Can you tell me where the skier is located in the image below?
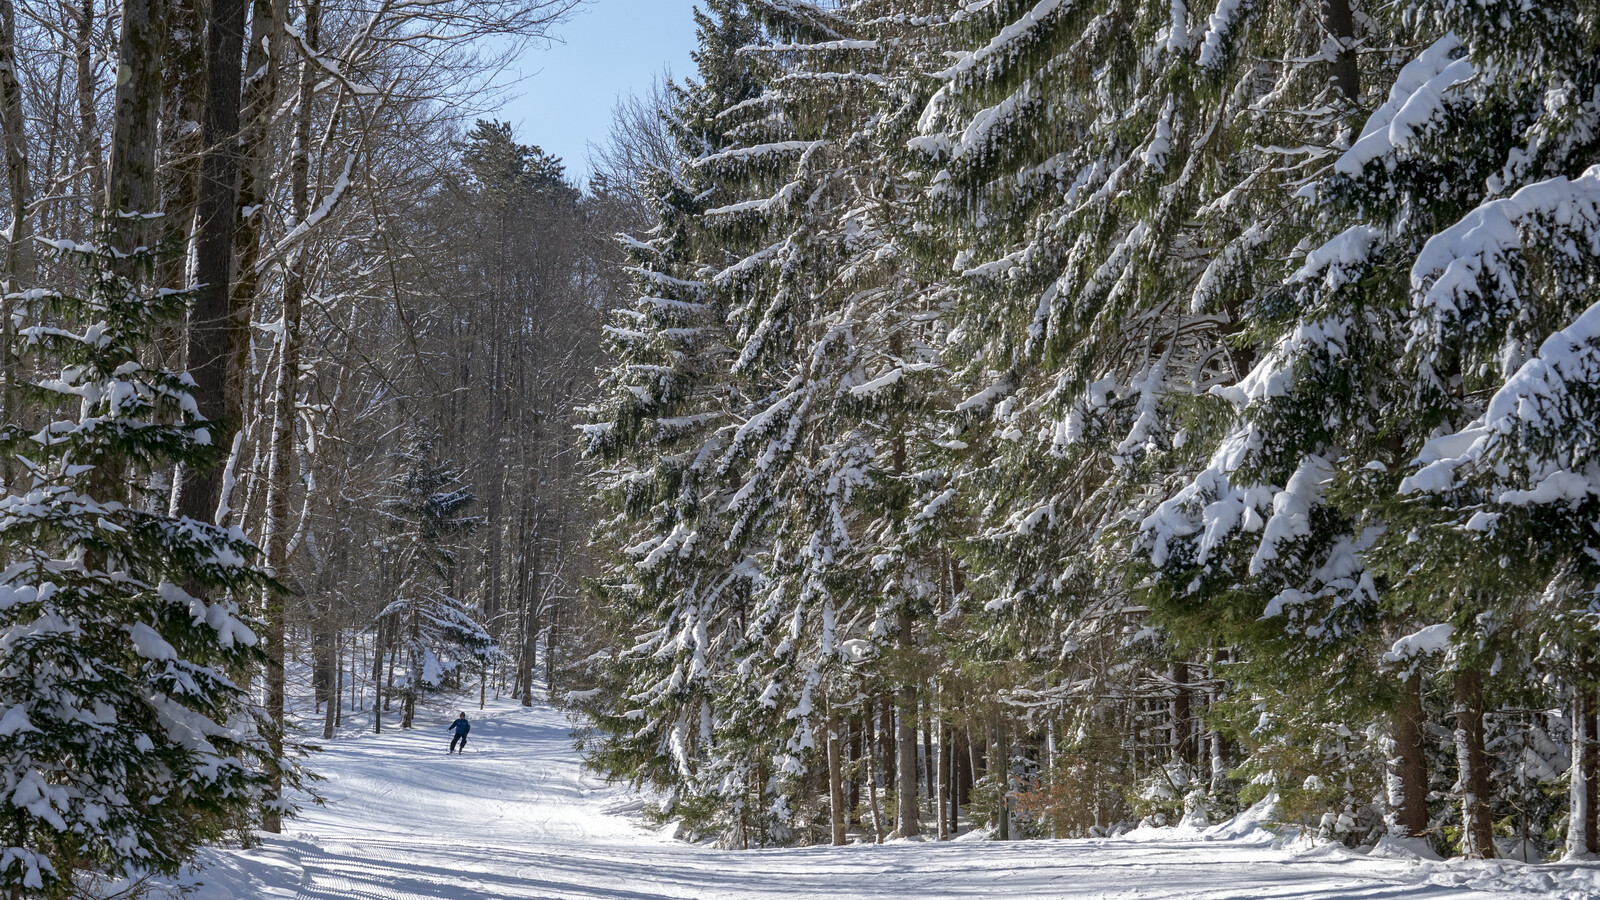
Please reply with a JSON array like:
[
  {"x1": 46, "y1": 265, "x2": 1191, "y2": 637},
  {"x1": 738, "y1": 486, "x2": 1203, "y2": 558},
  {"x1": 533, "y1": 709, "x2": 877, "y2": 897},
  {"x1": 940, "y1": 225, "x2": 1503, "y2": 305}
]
[{"x1": 447, "y1": 712, "x2": 470, "y2": 754}]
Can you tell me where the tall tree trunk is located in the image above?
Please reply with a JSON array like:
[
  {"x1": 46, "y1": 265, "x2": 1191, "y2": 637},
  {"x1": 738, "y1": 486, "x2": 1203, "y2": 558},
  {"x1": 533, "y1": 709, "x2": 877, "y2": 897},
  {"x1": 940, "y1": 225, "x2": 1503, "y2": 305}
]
[
  {"x1": 520, "y1": 542, "x2": 541, "y2": 707},
  {"x1": 848, "y1": 715, "x2": 861, "y2": 822},
  {"x1": 1172, "y1": 660, "x2": 1196, "y2": 766},
  {"x1": 880, "y1": 697, "x2": 896, "y2": 832},
  {"x1": 1322, "y1": 0, "x2": 1359, "y2": 103},
  {"x1": 1567, "y1": 685, "x2": 1592, "y2": 859},
  {"x1": 75, "y1": 0, "x2": 104, "y2": 210},
  {"x1": 105, "y1": 0, "x2": 163, "y2": 253},
  {"x1": 311, "y1": 622, "x2": 332, "y2": 706},
  {"x1": 1453, "y1": 667, "x2": 1495, "y2": 858},
  {"x1": 935, "y1": 716, "x2": 948, "y2": 840},
  {"x1": 156, "y1": 0, "x2": 204, "y2": 292},
  {"x1": 321, "y1": 630, "x2": 338, "y2": 740},
  {"x1": 229, "y1": 0, "x2": 283, "y2": 437},
  {"x1": 371, "y1": 617, "x2": 386, "y2": 733},
  {"x1": 0, "y1": 0, "x2": 30, "y2": 466},
  {"x1": 828, "y1": 707, "x2": 846, "y2": 846},
  {"x1": 176, "y1": 0, "x2": 247, "y2": 525},
  {"x1": 335, "y1": 631, "x2": 344, "y2": 728},
  {"x1": 1390, "y1": 672, "x2": 1430, "y2": 838},
  {"x1": 257, "y1": 2, "x2": 314, "y2": 831},
  {"x1": 896, "y1": 613, "x2": 920, "y2": 837},
  {"x1": 1588, "y1": 694, "x2": 1598, "y2": 851}
]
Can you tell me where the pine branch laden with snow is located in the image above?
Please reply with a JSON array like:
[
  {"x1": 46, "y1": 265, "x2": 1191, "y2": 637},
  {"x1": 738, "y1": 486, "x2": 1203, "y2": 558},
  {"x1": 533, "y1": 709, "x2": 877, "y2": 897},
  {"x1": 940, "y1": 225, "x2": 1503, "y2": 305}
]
[{"x1": 0, "y1": 239, "x2": 275, "y2": 893}]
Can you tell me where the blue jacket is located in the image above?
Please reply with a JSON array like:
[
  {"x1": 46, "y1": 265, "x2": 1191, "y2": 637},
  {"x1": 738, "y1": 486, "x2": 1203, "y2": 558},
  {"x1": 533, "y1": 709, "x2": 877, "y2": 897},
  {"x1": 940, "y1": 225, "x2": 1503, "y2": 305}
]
[{"x1": 449, "y1": 718, "x2": 470, "y2": 736}]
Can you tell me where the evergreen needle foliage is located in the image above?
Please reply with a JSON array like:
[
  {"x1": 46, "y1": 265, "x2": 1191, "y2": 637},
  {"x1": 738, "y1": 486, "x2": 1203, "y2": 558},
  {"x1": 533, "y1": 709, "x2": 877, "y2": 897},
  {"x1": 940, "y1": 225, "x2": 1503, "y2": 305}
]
[{"x1": 0, "y1": 238, "x2": 274, "y2": 896}]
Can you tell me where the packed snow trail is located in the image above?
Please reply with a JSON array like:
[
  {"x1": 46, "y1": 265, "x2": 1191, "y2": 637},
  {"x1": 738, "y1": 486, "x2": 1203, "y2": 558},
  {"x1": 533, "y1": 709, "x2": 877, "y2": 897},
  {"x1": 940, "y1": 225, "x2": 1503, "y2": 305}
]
[{"x1": 174, "y1": 697, "x2": 1596, "y2": 900}]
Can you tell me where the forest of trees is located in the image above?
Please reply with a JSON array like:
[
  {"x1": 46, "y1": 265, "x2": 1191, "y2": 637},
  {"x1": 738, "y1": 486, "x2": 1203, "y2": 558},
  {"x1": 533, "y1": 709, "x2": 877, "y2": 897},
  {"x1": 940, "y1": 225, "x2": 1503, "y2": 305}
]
[
  {"x1": 577, "y1": 0, "x2": 1600, "y2": 866},
  {"x1": 5, "y1": 0, "x2": 1600, "y2": 893},
  {"x1": 0, "y1": 0, "x2": 630, "y2": 894}
]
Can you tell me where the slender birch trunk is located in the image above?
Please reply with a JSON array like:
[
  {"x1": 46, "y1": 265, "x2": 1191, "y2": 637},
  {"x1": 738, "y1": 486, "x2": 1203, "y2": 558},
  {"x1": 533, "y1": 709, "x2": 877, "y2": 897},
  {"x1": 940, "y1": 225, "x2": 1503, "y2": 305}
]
[{"x1": 1568, "y1": 686, "x2": 1591, "y2": 859}]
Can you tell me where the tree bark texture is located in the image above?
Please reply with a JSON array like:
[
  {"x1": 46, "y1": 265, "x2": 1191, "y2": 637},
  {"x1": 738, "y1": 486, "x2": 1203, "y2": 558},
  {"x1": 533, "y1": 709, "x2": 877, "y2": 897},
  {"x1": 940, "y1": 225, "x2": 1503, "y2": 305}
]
[
  {"x1": 1568, "y1": 687, "x2": 1592, "y2": 859},
  {"x1": 896, "y1": 613, "x2": 920, "y2": 837},
  {"x1": 0, "y1": 0, "x2": 29, "y2": 457},
  {"x1": 1322, "y1": 0, "x2": 1360, "y2": 103},
  {"x1": 177, "y1": 0, "x2": 247, "y2": 527},
  {"x1": 106, "y1": 0, "x2": 164, "y2": 253},
  {"x1": 1453, "y1": 668, "x2": 1495, "y2": 858},
  {"x1": 828, "y1": 708, "x2": 846, "y2": 845},
  {"x1": 1390, "y1": 673, "x2": 1430, "y2": 838}
]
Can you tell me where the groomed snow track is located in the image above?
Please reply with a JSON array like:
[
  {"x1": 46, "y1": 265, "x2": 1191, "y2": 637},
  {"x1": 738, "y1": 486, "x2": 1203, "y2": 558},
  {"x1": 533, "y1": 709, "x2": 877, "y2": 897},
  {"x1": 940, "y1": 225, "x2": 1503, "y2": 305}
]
[{"x1": 167, "y1": 697, "x2": 1599, "y2": 900}]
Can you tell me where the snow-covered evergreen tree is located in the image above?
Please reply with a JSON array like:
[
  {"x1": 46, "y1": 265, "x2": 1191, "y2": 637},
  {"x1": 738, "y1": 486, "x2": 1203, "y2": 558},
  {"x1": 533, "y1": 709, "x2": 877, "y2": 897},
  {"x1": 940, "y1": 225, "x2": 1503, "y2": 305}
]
[
  {"x1": 581, "y1": 0, "x2": 779, "y2": 842},
  {"x1": 909, "y1": 0, "x2": 1369, "y2": 828},
  {"x1": 379, "y1": 435, "x2": 493, "y2": 728},
  {"x1": 577, "y1": 0, "x2": 1600, "y2": 859},
  {"x1": 712, "y1": 0, "x2": 958, "y2": 842},
  {"x1": 1140, "y1": 0, "x2": 1600, "y2": 858},
  {"x1": 0, "y1": 239, "x2": 272, "y2": 894}
]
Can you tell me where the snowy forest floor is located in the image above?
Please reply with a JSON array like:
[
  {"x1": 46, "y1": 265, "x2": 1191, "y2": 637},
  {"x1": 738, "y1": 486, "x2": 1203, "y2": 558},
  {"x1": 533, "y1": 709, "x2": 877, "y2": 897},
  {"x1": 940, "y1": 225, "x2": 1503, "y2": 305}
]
[{"x1": 144, "y1": 692, "x2": 1600, "y2": 900}]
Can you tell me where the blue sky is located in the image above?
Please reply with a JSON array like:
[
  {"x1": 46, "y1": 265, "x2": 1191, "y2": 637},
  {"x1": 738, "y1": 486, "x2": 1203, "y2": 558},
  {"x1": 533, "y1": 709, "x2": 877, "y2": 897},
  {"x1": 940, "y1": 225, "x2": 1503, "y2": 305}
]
[{"x1": 501, "y1": 0, "x2": 702, "y2": 184}]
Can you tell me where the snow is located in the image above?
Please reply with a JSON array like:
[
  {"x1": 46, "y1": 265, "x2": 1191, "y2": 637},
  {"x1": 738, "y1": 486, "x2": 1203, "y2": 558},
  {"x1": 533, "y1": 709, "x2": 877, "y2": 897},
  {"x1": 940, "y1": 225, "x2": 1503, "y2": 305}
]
[
  {"x1": 1401, "y1": 289, "x2": 1600, "y2": 503},
  {"x1": 1383, "y1": 623, "x2": 1455, "y2": 663},
  {"x1": 144, "y1": 694, "x2": 1600, "y2": 900},
  {"x1": 1249, "y1": 454, "x2": 1332, "y2": 575},
  {"x1": 941, "y1": 0, "x2": 1071, "y2": 82},
  {"x1": 1336, "y1": 34, "x2": 1471, "y2": 176},
  {"x1": 1196, "y1": 0, "x2": 1247, "y2": 70}
]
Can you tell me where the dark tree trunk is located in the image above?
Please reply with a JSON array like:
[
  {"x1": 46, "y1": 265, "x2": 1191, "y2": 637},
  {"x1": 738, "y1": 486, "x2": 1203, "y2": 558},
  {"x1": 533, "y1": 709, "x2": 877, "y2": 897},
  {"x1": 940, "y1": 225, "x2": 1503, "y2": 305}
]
[
  {"x1": 1322, "y1": 0, "x2": 1360, "y2": 103},
  {"x1": 0, "y1": 0, "x2": 30, "y2": 459},
  {"x1": 321, "y1": 631, "x2": 338, "y2": 740},
  {"x1": 1172, "y1": 660, "x2": 1196, "y2": 766},
  {"x1": 156, "y1": 0, "x2": 204, "y2": 292},
  {"x1": 1391, "y1": 673, "x2": 1430, "y2": 838},
  {"x1": 257, "y1": 2, "x2": 313, "y2": 831},
  {"x1": 75, "y1": 0, "x2": 104, "y2": 209},
  {"x1": 848, "y1": 714, "x2": 861, "y2": 821},
  {"x1": 227, "y1": 0, "x2": 283, "y2": 454},
  {"x1": 106, "y1": 0, "x2": 164, "y2": 253},
  {"x1": 176, "y1": 0, "x2": 247, "y2": 526},
  {"x1": 311, "y1": 624, "x2": 333, "y2": 707},
  {"x1": 520, "y1": 553, "x2": 541, "y2": 707},
  {"x1": 880, "y1": 698, "x2": 896, "y2": 832},
  {"x1": 828, "y1": 707, "x2": 845, "y2": 845},
  {"x1": 371, "y1": 617, "x2": 386, "y2": 733}
]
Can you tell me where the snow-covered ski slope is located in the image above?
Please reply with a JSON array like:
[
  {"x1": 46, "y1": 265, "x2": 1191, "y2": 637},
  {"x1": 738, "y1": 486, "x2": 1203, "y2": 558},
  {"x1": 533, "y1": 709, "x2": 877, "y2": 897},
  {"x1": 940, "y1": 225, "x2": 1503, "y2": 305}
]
[{"x1": 166, "y1": 697, "x2": 1598, "y2": 900}]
